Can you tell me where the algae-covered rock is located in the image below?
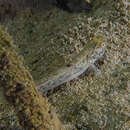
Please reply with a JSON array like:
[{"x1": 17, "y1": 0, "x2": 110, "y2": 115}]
[{"x1": 0, "y1": 25, "x2": 64, "y2": 130}]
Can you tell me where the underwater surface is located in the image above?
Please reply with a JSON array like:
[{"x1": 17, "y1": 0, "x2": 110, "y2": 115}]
[{"x1": 0, "y1": 0, "x2": 129, "y2": 129}]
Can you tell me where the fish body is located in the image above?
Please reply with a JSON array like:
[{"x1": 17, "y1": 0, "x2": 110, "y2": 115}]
[{"x1": 37, "y1": 38, "x2": 106, "y2": 94}]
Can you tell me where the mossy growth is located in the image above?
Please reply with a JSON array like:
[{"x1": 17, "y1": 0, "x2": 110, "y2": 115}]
[{"x1": 0, "y1": 25, "x2": 63, "y2": 130}]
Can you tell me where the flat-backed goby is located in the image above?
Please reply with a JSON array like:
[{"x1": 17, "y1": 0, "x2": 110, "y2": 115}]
[{"x1": 37, "y1": 37, "x2": 106, "y2": 94}]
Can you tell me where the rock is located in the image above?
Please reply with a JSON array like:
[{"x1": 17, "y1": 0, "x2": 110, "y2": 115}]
[{"x1": 55, "y1": 0, "x2": 92, "y2": 12}]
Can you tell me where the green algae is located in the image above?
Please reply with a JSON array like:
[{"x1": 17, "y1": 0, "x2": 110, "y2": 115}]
[
  {"x1": 0, "y1": 26, "x2": 64, "y2": 130},
  {"x1": 0, "y1": 25, "x2": 23, "y2": 130}
]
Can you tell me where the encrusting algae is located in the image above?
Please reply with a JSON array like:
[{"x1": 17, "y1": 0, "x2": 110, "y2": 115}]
[{"x1": 0, "y1": 25, "x2": 64, "y2": 130}]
